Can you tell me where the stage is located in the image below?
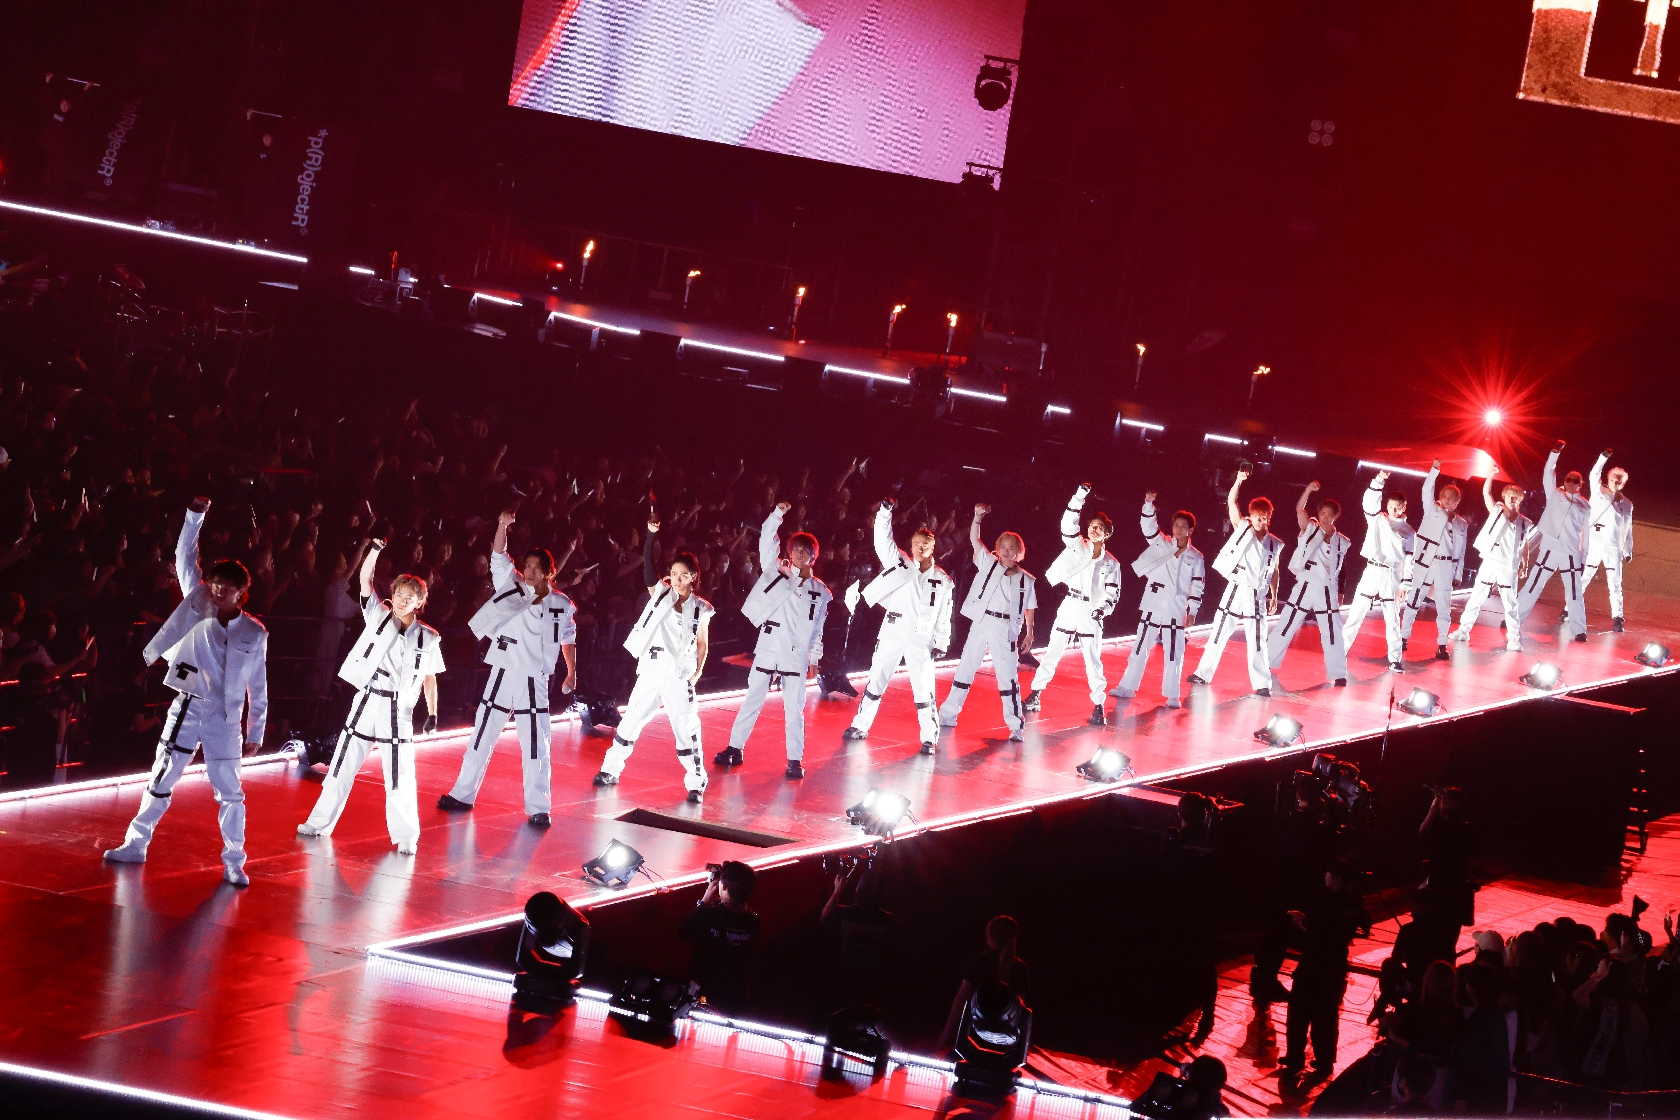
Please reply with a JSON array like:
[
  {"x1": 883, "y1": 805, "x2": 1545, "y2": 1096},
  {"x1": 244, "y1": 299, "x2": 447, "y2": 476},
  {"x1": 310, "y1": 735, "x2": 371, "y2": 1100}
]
[{"x1": 1, "y1": 587, "x2": 1676, "y2": 1118}]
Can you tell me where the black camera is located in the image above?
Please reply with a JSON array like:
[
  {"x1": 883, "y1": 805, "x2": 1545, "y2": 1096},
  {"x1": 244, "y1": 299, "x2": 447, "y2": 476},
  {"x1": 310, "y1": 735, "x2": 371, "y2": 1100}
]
[
  {"x1": 821, "y1": 847, "x2": 876, "y2": 877},
  {"x1": 1278, "y1": 752, "x2": 1375, "y2": 831}
]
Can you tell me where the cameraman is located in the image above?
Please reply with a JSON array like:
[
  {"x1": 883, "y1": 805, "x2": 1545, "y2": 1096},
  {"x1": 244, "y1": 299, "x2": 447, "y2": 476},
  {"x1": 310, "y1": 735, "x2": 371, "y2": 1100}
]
[
  {"x1": 820, "y1": 859, "x2": 897, "y2": 985},
  {"x1": 1419, "y1": 785, "x2": 1474, "y2": 925},
  {"x1": 1252, "y1": 780, "x2": 1334, "y2": 1004},
  {"x1": 680, "y1": 860, "x2": 760, "y2": 1014}
]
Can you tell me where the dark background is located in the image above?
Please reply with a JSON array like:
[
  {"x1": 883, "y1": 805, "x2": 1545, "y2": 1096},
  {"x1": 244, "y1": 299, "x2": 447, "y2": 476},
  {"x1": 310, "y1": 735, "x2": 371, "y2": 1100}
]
[{"x1": 2, "y1": 0, "x2": 1678, "y2": 497}]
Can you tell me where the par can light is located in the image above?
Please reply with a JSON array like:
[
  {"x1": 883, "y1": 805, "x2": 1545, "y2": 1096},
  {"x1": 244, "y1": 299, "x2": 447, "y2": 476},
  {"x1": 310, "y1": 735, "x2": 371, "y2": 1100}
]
[
  {"x1": 1398, "y1": 687, "x2": 1442, "y2": 717},
  {"x1": 1520, "y1": 663, "x2": 1563, "y2": 690},
  {"x1": 1254, "y1": 713, "x2": 1304, "y2": 747},
  {"x1": 1637, "y1": 642, "x2": 1671, "y2": 668},
  {"x1": 846, "y1": 788, "x2": 911, "y2": 837},
  {"x1": 582, "y1": 839, "x2": 645, "y2": 888},
  {"x1": 1075, "y1": 747, "x2": 1133, "y2": 782}
]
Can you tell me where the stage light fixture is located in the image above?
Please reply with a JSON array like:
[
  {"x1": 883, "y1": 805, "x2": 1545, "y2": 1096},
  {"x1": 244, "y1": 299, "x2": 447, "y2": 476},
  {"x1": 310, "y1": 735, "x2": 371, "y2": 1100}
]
[
  {"x1": 1637, "y1": 642, "x2": 1671, "y2": 668},
  {"x1": 1254, "y1": 713, "x2": 1304, "y2": 747},
  {"x1": 1398, "y1": 687, "x2": 1442, "y2": 717},
  {"x1": 608, "y1": 969, "x2": 698, "y2": 1038},
  {"x1": 582, "y1": 839, "x2": 645, "y2": 888},
  {"x1": 1076, "y1": 747, "x2": 1133, "y2": 782},
  {"x1": 846, "y1": 788, "x2": 911, "y2": 837},
  {"x1": 974, "y1": 57, "x2": 1016, "y2": 111},
  {"x1": 1520, "y1": 662, "x2": 1563, "y2": 690},
  {"x1": 1484, "y1": 407, "x2": 1504, "y2": 426}
]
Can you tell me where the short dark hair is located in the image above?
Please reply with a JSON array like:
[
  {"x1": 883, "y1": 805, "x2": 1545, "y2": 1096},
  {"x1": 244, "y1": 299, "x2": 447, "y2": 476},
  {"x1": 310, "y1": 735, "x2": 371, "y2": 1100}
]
[
  {"x1": 717, "y1": 860, "x2": 756, "y2": 902},
  {"x1": 1087, "y1": 512, "x2": 1114, "y2": 535},
  {"x1": 670, "y1": 550, "x2": 700, "y2": 575},
  {"x1": 521, "y1": 547, "x2": 556, "y2": 575},
  {"x1": 206, "y1": 559, "x2": 251, "y2": 589},
  {"x1": 1317, "y1": 498, "x2": 1341, "y2": 518},
  {"x1": 788, "y1": 532, "x2": 819, "y2": 558},
  {"x1": 1247, "y1": 496, "x2": 1274, "y2": 517},
  {"x1": 1172, "y1": 510, "x2": 1197, "y2": 532},
  {"x1": 1385, "y1": 491, "x2": 1408, "y2": 507}
]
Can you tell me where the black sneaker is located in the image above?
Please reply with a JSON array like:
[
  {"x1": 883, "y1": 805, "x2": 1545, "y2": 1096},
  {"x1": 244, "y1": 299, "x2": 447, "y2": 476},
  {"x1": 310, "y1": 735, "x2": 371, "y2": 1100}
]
[
  {"x1": 1088, "y1": 704, "x2": 1105, "y2": 726},
  {"x1": 1188, "y1": 674, "x2": 1208, "y2": 685},
  {"x1": 1401, "y1": 638, "x2": 1409, "y2": 653},
  {"x1": 528, "y1": 812, "x2": 551, "y2": 828},
  {"x1": 1022, "y1": 689, "x2": 1042, "y2": 712},
  {"x1": 1614, "y1": 617, "x2": 1625, "y2": 633},
  {"x1": 687, "y1": 790, "x2": 703, "y2": 804},
  {"x1": 841, "y1": 727, "x2": 867, "y2": 741},
  {"x1": 1436, "y1": 645, "x2": 1450, "y2": 661},
  {"x1": 1255, "y1": 687, "x2": 1271, "y2": 698},
  {"x1": 437, "y1": 794, "x2": 473, "y2": 811},
  {"x1": 713, "y1": 746, "x2": 744, "y2": 767},
  {"x1": 1334, "y1": 678, "x2": 1348, "y2": 687},
  {"x1": 1390, "y1": 661, "x2": 1405, "y2": 673},
  {"x1": 1573, "y1": 633, "x2": 1587, "y2": 643},
  {"x1": 591, "y1": 771, "x2": 618, "y2": 788},
  {"x1": 919, "y1": 742, "x2": 936, "y2": 755},
  {"x1": 785, "y1": 760, "x2": 804, "y2": 779}
]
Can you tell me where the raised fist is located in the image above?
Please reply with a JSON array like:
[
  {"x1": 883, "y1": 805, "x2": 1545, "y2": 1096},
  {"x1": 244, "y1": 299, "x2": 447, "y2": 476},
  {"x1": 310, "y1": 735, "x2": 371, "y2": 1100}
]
[
  {"x1": 647, "y1": 516, "x2": 661, "y2": 534},
  {"x1": 188, "y1": 496, "x2": 211, "y2": 513},
  {"x1": 371, "y1": 538, "x2": 387, "y2": 552},
  {"x1": 1602, "y1": 447, "x2": 1613, "y2": 460},
  {"x1": 1431, "y1": 459, "x2": 1441, "y2": 471},
  {"x1": 975, "y1": 503, "x2": 991, "y2": 518},
  {"x1": 1376, "y1": 471, "x2": 1391, "y2": 485},
  {"x1": 497, "y1": 509, "x2": 517, "y2": 528},
  {"x1": 1553, "y1": 439, "x2": 1567, "y2": 454},
  {"x1": 776, "y1": 501, "x2": 792, "y2": 513},
  {"x1": 1077, "y1": 482, "x2": 1092, "y2": 494},
  {"x1": 1305, "y1": 480, "x2": 1320, "y2": 493},
  {"x1": 1144, "y1": 491, "x2": 1158, "y2": 503}
]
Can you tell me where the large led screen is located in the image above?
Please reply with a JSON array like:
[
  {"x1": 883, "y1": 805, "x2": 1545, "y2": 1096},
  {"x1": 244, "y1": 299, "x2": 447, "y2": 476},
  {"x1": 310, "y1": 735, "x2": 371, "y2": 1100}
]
[{"x1": 508, "y1": 0, "x2": 1027, "y2": 182}]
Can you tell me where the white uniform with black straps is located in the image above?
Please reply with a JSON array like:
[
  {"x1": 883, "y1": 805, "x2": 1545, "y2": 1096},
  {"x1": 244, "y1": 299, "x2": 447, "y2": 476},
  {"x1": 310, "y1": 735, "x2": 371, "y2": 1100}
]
[
  {"x1": 727, "y1": 507, "x2": 831, "y2": 761},
  {"x1": 938, "y1": 533, "x2": 1037, "y2": 733},
  {"x1": 1193, "y1": 520, "x2": 1283, "y2": 691},
  {"x1": 446, "y1": 550, "x2": 577, "y2": 816},
  {"x1": 1401, "y1": 466, "x2": 1469, "y2": 646},
  {"x1": 1115, "y1": 501, "x2": 1205, "y2": 705},
  {"x1": 303, "y1": 593, "x2": 444, "y2": 846},
  {"x1": 601, "y1": 584, "x2": 715, "y2": 792},
  {"x1": 849, "y1": 504, "x2": 953, "y2": 744},
  {"x1": 1268, "y1": 516, "x2": 1351, "y2": 683},
  {"x1": 1453, "y1": 499, "x2": 1534, "y2": 651},
  {"x1": 115, "y1": 506, "x2": 269, "y2": 878},
  {"x1": 1031, "y1": 487, "x2": 1123, "y2": 704},
  {"x1": 1341, "y1": 479, "x2": 1415, "y2": 665},
  {"x1": 1582, "y1": 459, "x2": 1634, "y2": 623},
  {"x1": 1517, "y1": 449, "x2": 1605, "y2": 638}
]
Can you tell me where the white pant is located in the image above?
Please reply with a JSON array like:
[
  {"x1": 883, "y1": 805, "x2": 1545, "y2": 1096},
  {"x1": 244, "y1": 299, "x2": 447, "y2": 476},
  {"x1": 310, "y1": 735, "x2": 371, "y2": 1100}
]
[
  {"x1": 304, "y1": 684, "x2": 419, "y2": 845},
  {"x1": 121, "y1": 693, "x2": 246, "y2": 873},
  {"x1": 1582, "y1": 557, "x2": 1625, "y2": 620},
  {"x1": 602, "y1": 663, "x2": 708, "y2": 792},
  {"x1": 1031, "y1": 622, "x2": 1107, "y2": 704},
  {"x1": 1343, "y1": 568, "x2": 1403, "y2": 664},
  {"x1": 1518, "y1": 541, "x2": 1585, "y2": 637},
  {"x1": 939, "y1": 617, "x2": 1023, "y2": 731},
  {"x1": 728, "y1": 664, "x2": 809, "y2": 759},
  {"x1": 447, "y1": 667, "x2": 552, "y2": 815},
  {"x1": 1116, "y1": 616, "x2": 1189, "y2": 703},
  {"x1": 1268, "y1": 581, "x2": 1347, "y2": 683},
  {"x1": 851, "y1": 622, "x2": 939, "y2": 743},
  {"x1": 1402, "y1": 560, "x2": 1455, "y2": 646},
  {"x1": 1194, "y1": 584, "x2": 1273, "y2": 691},
  {"x1": 1454, "y1": 577, "x2": 1522, "y2": 650}
]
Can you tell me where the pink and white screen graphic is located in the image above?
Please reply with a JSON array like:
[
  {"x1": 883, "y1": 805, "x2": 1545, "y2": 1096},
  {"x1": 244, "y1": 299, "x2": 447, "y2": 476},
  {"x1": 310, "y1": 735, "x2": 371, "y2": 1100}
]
[{"x1": 509, "y1": 0, "x2": 1027, "y2": 182}]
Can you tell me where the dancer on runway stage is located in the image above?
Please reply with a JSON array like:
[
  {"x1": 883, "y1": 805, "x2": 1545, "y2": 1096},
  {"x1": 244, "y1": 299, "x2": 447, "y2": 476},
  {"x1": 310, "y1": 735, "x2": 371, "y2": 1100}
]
[
  {"x1": 1518, "y1": 440, "x2": 1607, "y2": 642},
  {"x1": 939, "y1": 503, "x2": 1036, "y2": 739},
  {"x1": 1191, "y1": 468, "x2": 1282, "y2": 696},
  {"x1": 104, "y1": 498, "x2": 268, "y2": 886},
  {"x1": 439, "y1": 510, "x2": 577, "y2": 826},
  {"x1": 842, "y1": 499, "x2": 953, "y2": 755},
  {"x1": 1449, "y1": 469, "x2": 1533, "y2": 652},
  {"x1": 299, "y1": 541, "x2": 443, "y2": 852},
  {"x1": 1340, "y1": 472, "x2": 1414, "y2": 673},
  {"x1": 1401, "y1": 461, "x2": 1468, "y2": 661},
  {"x1": 716, "y1": 501, "x2": 831, "y2": 778},
  {"x1": 596, "y1": 517, "x2": 714, "y2": 800},
  {"x1": 1582, "y1": 455, "x2": 1634, "y2": 633},
  {"x1": 1111, "y1": 492, "x2": 1203, "y2": 708},
  {"x1": 1267, "y1": 481, "x2": 1351, "y2": 688},
  {"x1": 1025, "y1": 483, "x2": 1122, "y2": 726}
]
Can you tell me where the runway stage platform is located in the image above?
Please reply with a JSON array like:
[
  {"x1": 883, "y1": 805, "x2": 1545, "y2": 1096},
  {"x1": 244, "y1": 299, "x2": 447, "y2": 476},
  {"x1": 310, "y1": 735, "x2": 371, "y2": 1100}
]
[{"x1": 1, "y1": 588, "x2": 1676, "y2": 1118}]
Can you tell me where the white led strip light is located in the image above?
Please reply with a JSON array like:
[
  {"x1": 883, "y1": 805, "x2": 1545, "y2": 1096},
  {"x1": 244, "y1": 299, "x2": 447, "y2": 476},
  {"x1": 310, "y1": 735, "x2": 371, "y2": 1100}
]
[
  {"x1": 1358, "y1": 459, "x2": 1430, "y2": 478},
  {"x1": 0, "y1": 199, "x2": 308, "y2": 264},
  {"x1": 0, "y1": 1060, "x2": 300, "y2": 1119}
]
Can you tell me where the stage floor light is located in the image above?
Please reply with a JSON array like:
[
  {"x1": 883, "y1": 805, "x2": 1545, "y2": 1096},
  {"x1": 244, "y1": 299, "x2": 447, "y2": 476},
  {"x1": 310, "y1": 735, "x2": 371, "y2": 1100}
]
[
  {"x1": 1637, "y1": 642, "x2": 1671, "y2": 668},
  {"x1": 583, "y1": 839, "x2": 645, "y2": 887},
  {"x1": 846, "y1": 789, "x2": 910, "y2": 837},
  {"x1": 1399, "y1": 687, "x2": 1442, "y2": 717},
  {"x1": 1075, "y1": 747, "x2": 1133, "y2": 782},
  {"x1": 1520, "y1": 663, "x2": 1563, "y2": 690},
  {"x1": 1254, "y1": 714, "x2": 1304, "y2": 747}
]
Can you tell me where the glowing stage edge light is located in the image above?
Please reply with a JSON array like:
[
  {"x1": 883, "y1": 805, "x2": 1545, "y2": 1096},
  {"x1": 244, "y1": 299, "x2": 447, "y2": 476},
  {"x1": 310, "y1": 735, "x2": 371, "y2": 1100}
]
[
  {"x1": 1358, "y1": 459, "x2": 1431, "y2": 478},
  {"x1": 0, "y1": 1060, "x2": 300, "y2": 1120},
  {"x1": 0, "y1": 199, "x2": 308, "y2": 264}
]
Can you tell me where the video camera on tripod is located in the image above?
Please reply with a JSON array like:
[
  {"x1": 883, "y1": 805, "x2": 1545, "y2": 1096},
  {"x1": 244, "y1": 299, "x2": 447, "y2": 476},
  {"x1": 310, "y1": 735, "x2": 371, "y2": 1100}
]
[
  {"x1": 821, "y1": 846, "x2": 878, "y2": 878},
  {"x1": 1278, "y1": 751, "x2": 1375, "y2": 830}
]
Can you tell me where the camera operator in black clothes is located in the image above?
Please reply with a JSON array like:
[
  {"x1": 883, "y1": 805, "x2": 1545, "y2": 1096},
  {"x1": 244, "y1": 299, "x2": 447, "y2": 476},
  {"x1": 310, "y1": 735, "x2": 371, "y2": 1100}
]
[
  {"x1": 1280, "y1": 859, "x2": 1369, "y2": 1092},
  {"x1": 1252, "y1": 778, "x2": 1335, "y2": 1005},
  {"x1": 1419, "y1": 784, "x2": 1475, "y2": 926},
  {"x1": 680, "y1": 860, "x2": 761, "y2": 1014},
  {"x1": 820, "y1": 851, "x2": 897, "y2": 1007}
]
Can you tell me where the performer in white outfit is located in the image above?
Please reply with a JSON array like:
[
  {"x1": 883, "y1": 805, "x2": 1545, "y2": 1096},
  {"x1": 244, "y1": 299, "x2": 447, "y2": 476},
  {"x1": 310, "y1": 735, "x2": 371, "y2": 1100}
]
[
  {"x1": 595, "y1": 518, "x2": 714, "y2": 800},
  {"x1": 1267, "y1": 482, "x2": 1351, "y2": 687},
  {"x1": 1448, "y1": 471, "x2": 1533, "y2": 652},
  {"x1": 938, "y1": 504, "x2": 1037, "y2": 739},
  {"x1": 1025, "y1": 484, "x2": 1123, "y2": 726},
  {"x1": 439, "y1": 510, "x2": 578, "y2": 825},
  {"x1": 842, "y1": 499, "x2": 954, "y2": 754},
  {"x1": 1190, "y1": 469, "x2": 1283, "y2": 695},
  {"x1": 1581, "y1": 453, "x2": 1633, "y2": 632},
  {"x1": 716, "y1": 502, "x2": 831, "y2": 778},
  {"x1": 1340, "y1": 473, "x2": 1414, "y2": 673},
  {"x1": 1112, "y1": 493, "x2": 1204, "y2": 707},
  {"x1": 1518, "y1": 440, "x2": 1606, "y2": 643},
  {"x1": 299, "y1": 542, "x2": 443, "y2": 852},
  {"x1": 104, "y1": 499, "x2": 268, "y2": 887},
  {"x1": 1400, "y1": 460, "x2": 1469, "y2": 660}
]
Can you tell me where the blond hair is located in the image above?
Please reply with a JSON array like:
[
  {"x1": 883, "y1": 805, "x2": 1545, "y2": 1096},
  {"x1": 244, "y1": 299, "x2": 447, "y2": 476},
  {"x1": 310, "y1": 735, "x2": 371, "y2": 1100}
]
[{"x1": 392, "y1": 573, "x2": 430, "y2": 604}]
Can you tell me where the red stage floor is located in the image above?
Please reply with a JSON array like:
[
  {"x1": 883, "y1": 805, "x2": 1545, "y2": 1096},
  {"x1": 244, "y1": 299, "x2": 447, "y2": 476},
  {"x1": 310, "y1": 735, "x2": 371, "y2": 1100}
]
[{"x1": 0, "y1": 587, "x2": 1674, "y2": 1118}]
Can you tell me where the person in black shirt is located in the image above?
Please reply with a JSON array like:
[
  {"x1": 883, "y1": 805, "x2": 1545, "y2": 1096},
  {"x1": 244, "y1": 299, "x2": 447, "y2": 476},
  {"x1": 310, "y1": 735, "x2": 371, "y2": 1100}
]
[
  {"x1": 679, "y1": 860, "x2": 760, "y2": 1013},
  {"x1": 821, "y1": 864, "x2": 897, "y2": 973},
  {"x1": 1419, "y1": 786, "x2": 1474, "y2": 922},
  {"x1": 938, "y1": 915, "x2": 1030, "y2": 1050},
  {"x1": 1253, "y1": 782, "x2": 1335, "y2": 1005},
  {"x1": 1280, "y1": 861, "x2": 1368, "y2": 1090}
]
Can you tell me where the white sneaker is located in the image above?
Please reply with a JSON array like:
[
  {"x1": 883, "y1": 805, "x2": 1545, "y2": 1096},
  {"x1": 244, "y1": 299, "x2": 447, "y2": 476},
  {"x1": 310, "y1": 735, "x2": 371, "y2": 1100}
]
[
  {"x1": 1447, "y1": 628, "x2": 1469, "y2": 642},
  {"x1": 296, "y1": 823, "x2": 325, "y2": 837},
  {"x1": 223, "y1": 863, "x2": 250, "y2": 887},
  {"x1": 397, "y1": 841, "x2": 417, "y2": 855},
  {"x1": 103, "y1": 841, "x2": 147, "y2": 864},
  {"x1": 1008, "y1": 729, "x2": 1024, "y2": 741},
  {"x1": 1108, "y1": 686, "x2": 1135, "y2": 699},
  {"x1": 1166, "y1": 699, "x2": 1183, "y2": 709},
  {"x1": 938, "y1": 717, "x2": 958, "y2": 728}
]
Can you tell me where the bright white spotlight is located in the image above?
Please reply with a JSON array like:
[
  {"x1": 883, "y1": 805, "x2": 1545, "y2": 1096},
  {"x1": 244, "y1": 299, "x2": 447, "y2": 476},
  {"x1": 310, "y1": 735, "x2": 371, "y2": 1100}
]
[
  {"x1": 582, "y1": 839, "x2": 644, "y2": 887},
  {"x1": 846, "y1": 788, "x2": 911, "y2": 837},
  {"x1": 1254, "y1": 713, "x2": 1304, "y2": 746},
  {"x1": 1636, "y1": 643, "x2": 1670, "y2": 668},
  {"x1": 1398, "y1": 687, "x2": 1442, "y2": 717},
  {"x1": 1075, "y1": 747, "x2": 1133, "y2": 782},
  {"x1": 1484, "y1": 408, "x2": 1504, "y2": 426},
  {"x1": 1520, "y1": 663, "x2": 1562, "y2": 690}
]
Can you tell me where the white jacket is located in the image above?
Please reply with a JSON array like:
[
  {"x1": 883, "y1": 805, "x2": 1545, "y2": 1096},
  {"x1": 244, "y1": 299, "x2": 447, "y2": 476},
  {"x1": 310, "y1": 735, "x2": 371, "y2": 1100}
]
[
  {"x1": 338, "y1": 594, "x2": 444, "y2": 707},
  {"x1": 1043, "y1": 487, "x2": 1123, "y2": 623},
  {"x1": 1586, "y1": 458, "x2": 1634, "y2": 564},
  {"x1": 958, "y1": 526, "x2": 1037, "y2": 642},
  {"x1": 1288, "y1": 517, "x2": 1351, "y2": 589},
  {"x1": 1533, "y1": 448, "x2": 1603, "y2": 560},
  {"x1": 1413, "y1": 466, "x2": 1469, "y2": 582},
  {"x1": 742, "y1": 506, "x2": 831, "y2": 668},
  {"x1": 469, "y1": 551, "x2": 577, "y2": 676},
  {"x1": 142, "y1": 507, "x2": 269, "y2": 741},
  {"x1": 1358, "y1": 479, "x2": 1414, "y2": 591},
  {"x1": 1211, "y1": 521, "x2": 1283, "y2": 591},
  {"x1": 1132, "y1": 501, "x2": 1205, "y2": 623},
  {"x1": 624, "y1": 583, "x2": 714, "y2": 671},
  {"x1": 861, "y1": 504, "x2": 953, "y2": 649},
  {"x1": 1474, "y1": 505, "x2": 1533, "y2": 585}
]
